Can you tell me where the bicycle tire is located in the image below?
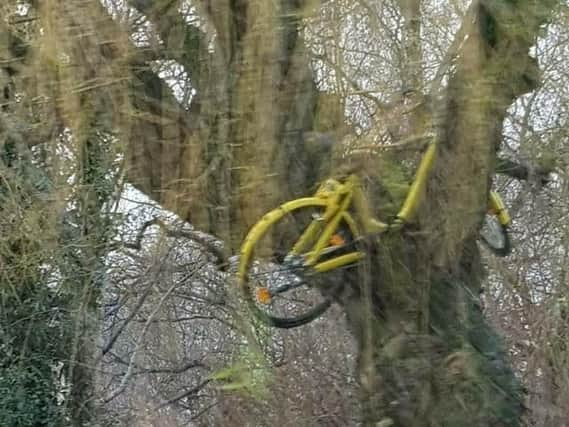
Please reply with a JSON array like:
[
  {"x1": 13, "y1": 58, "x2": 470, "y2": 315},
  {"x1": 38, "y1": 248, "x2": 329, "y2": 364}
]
[
  {"x1": 238, "y1": 200, "x2": 359, "y2": 328},
  {"x1": 480, "y1": 213, "x2": 511, "y2": 257}
]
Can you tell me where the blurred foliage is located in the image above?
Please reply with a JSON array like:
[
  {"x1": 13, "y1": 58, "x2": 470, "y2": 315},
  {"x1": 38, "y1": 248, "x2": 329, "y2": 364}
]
[
  {"x1": 0, "y1": 357, "x2": 61, "y2": 427},
  {"x1": 0, "y1": 141, "x2": 66, "y2": 425}
]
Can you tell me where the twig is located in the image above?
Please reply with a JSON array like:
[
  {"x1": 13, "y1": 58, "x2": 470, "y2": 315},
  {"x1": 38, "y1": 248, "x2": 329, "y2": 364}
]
[
  {"x1": 104, "y1": 278, "x2": 180, "y2": 403},
  {"x1": 348, "y1": 133, "x2": 434, "y2": 153},
  {"x1": 155, "y1": 379, "x2": 212, "y2": 410},
  {"x1": 101, "y1": 278, "x2": 154, "y2": 357},
  {"x1": 8, "y1": 15, "x2": 39, "y2": 24}
]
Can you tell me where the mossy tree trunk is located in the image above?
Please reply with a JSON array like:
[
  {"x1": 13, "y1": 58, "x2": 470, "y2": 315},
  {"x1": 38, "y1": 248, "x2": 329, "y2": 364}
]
[
  {"x1": 115, "y1": 1, "x2": 556, "y2": 425},
  {"x1": 338, "y1": 1, "x2": 557, "y2": 425},
  {"x1": 125, "y1": 0, "x2": 334, "y2": 250},
  {"x1": 32, "y1": 2, "x2": 128, "y2": 424},
  {"x1": 116, "y1": 1, "x2": 556, "y2": 425}
]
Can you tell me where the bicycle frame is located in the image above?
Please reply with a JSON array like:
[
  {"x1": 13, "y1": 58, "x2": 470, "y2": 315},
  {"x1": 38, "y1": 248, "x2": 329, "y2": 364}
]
[{"x1": 238, "y1": 138, "x2": 510, "y2": 282}]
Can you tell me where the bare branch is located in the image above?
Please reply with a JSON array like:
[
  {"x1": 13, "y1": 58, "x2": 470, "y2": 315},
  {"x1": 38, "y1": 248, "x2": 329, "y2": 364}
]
[
  {"x1": 154, "y1": 379, "x2": 212, "y2": 410},
  {"x1": 496, "y1": 157, "x2": 553, "y2": 185}
]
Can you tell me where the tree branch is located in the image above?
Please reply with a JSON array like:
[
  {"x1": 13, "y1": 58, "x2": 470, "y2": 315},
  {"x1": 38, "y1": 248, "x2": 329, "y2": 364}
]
[
  {"x1": 127, "y1": 0, "x2": 207, "y2": 85},
  {"x1": 496, "y1": 157, "x2": 553, "y2": 185},
  {"x1": 155, "y1": 379, "x2": 212, "y2": 410}
]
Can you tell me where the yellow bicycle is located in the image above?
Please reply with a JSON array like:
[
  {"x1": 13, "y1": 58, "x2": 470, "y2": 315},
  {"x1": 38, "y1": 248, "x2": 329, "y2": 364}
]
[{"x1": 237, "y1": 139, "x2": 511, "y2": 328}]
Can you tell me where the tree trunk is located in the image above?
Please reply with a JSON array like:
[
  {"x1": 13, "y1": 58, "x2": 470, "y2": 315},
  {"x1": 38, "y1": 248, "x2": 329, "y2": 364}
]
[
  {"x1": 37, "y1": 2, "x2": 129, "y2": 424},
  {"x1": 337, "y1": 2, "x2": 556, "y2": 425},
  {"x1": 34, "y1": 1, "x2": 556, "y2": 425},
  {"x1": 123, "y1": 0, "x2": 334, "y2": 250},
  {"x1": 115, "y1": 1, "x2": 556, "y2": 424}
]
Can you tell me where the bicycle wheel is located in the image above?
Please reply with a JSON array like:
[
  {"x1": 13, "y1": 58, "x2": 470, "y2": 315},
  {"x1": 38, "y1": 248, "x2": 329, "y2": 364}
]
[
  {"x1": 239, "y1": 201, "x2": 359, "y2": 328},
  {"x1": 480, "y1": 213, "x2": 511, "y2": 256}
]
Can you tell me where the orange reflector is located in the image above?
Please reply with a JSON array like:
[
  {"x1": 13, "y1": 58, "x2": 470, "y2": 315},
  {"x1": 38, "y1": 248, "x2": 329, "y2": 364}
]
[
  {"x1": 256, "y1": 287, "x2": 272, "y2": 304},
  {"x1": 329, "y1": 233, "x2": 345, "y2": 246}
]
